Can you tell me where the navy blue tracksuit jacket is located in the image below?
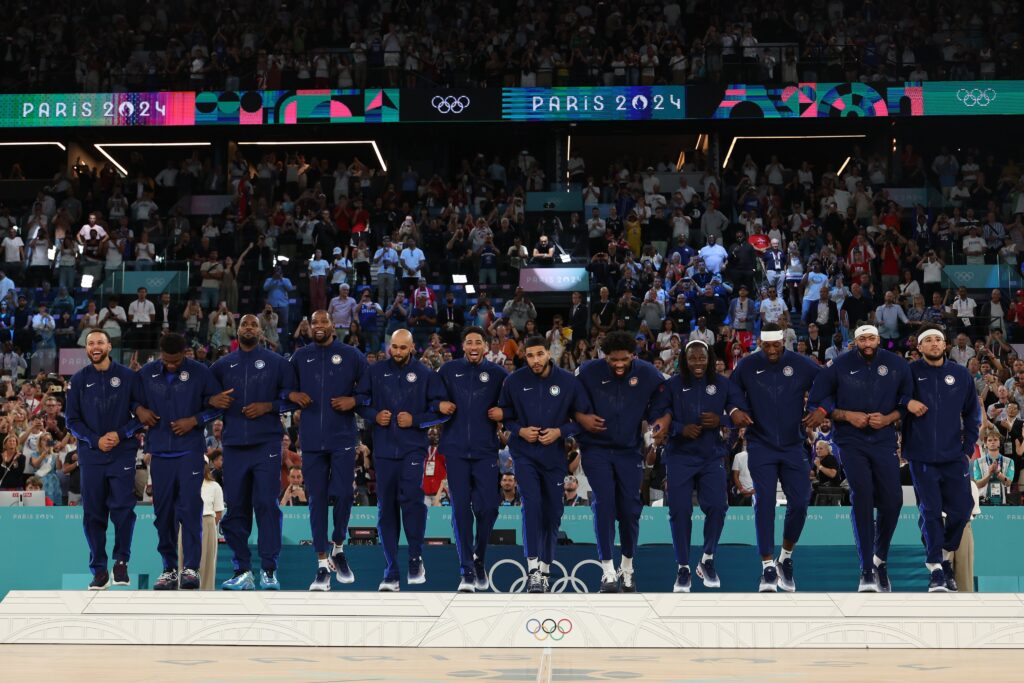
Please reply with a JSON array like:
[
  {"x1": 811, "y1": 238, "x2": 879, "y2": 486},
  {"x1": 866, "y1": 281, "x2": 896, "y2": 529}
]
[
  {"x1": 289, "y1": 340, "x2": 369, "y2": 451},
  {"x1": 137, "y1": 358, "x2": 224, "y2": 455},
  {"x1": 211, "y1": 346, "x2": 295, "y2": 447}
]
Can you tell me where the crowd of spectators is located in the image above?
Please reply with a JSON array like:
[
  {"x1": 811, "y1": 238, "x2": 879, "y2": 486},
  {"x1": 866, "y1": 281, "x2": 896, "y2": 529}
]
[{"x1": 1, "y1": 0, "x2": 1022, "y2": 93}]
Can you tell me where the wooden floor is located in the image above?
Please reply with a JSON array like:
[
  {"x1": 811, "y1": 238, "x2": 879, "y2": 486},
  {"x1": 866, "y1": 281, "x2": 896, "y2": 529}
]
[{"x1": 0, "y1": 644, "x2": 1010, "y2": 682}]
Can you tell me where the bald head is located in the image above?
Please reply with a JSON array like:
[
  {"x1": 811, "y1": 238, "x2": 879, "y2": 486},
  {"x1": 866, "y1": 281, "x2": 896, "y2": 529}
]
[
  {"x1": 389, "y1": 328, "x2": 414, "y2": 364},
  {"x1": 237, "y1": 312, "x2": 261, "y2": 348},
  {"x1": 310, "y1": 309, "x2": 334, "y2": 345}
]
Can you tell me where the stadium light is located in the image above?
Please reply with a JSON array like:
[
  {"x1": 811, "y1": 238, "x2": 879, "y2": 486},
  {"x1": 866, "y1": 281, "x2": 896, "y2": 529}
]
[
  {"x1": 237, "y1": 140, "x2": 388, "y2": 172},
  {"x1": 451, "y1": 274, "x2": 468, "y2": 284},
  {"x1": 836, "y1": 156, "x2": 852, "y2": 176},
  {"x1": 80, "y1": 274, "x2": 94, "y2": 289},
  {"x1": 93, "y1": 142, "x2": 212, "y2": 176},
  {"x1": 721, "y1": 134, "x2": 867, "y2": 169},
  {"x1": 274, "y1": 255, "x2": 290, "y2": 265},
  {"x1": 464, "y1": 285, "x2": 476, "y2": 295},
  {"x1": 0, "y1": 141, "x2": 66, "y2": 151}
]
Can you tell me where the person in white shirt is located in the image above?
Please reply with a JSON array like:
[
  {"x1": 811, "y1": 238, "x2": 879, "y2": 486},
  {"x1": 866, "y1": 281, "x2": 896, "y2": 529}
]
[
  {"x1": 951, "y1": 287, "x2": 976, "y2": 334},
  {"x1": 732, "y1": 444, "x2": 755, "y2": 505},
  {"x1": 399, "y1": 237, "x2": 426, "y2": 291},
  {"x1": 698, "y1": 235, "x2": 729, "y2": 274},
  {"x1": 98, "y1": 297, "x2": 128, "y2": 342},
  {"x1": 1, "y1": 228, "x2": 24, "y2": 275},
  {"x1": 127, "y1": 286, "x2": 157, "y2": 348},
  {"x1": 191, "y1": 464, "x2": 225, "y2": 590},
  {"x1": 962, "y1": 226, "x2": 987, "y2": 264},
  {"x1": 307, "y1": 248, "x2": 330, "y2": 312},
  {"x1": 77, "y1": 213, "x2": 108, "y2": 244},
  {"x1": 31, "y1": 304, "x2": 56, "y2": 348}
]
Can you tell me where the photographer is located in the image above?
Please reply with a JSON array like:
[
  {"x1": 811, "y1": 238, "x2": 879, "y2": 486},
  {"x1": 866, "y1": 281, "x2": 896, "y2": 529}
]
[{"x1": 279, "y1": 466, "x2": 308, "y2": 506}]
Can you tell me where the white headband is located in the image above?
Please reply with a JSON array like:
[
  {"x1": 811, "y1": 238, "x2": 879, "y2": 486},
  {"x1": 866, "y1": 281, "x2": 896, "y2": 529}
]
[
  {"x1": 760, "y1": 330, "x2": 785, "y2": 342},
  {"x1": 685, "y1": 339, "x2": 709, "y2": 350},
  {"x1": 917, "y1": 329, "x2": 945, "y2": 344},
  {"x1": 854, "y1": 325, "x2": 879, "y2": 339}
]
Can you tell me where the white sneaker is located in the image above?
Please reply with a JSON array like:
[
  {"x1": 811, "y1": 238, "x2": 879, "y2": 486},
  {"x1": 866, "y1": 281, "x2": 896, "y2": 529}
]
[{"x1": 457, "y1": 577, "x2": 475, "y2": 593}]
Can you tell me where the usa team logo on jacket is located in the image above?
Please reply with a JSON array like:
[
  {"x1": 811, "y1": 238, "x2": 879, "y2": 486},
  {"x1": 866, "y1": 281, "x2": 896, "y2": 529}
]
[
  {"x1": 550, "y1": 385, "x2": 561, "y2": 396},
  {"x1": 479, "y1": 371, "x2": 490, "y2": 383},
  {"x1": 254, "y1": 359, "x2": 265, "y2": 369},
  {"x1": 877, "y1": 365, "x2": 888, "y2": 376},
  {"x1": 783, "y1": 366, "x2": 793, "y2": 377},
  {"x1": 110, "y1": 376, "x2": 121, "y2": 388},
  {"x1": 706, "y1": 384, "x2": 717, "y2": 395},
  {"x1": 179, "y1": 371, "x2": 190, "y2": 382},
  {"x1": 332, "y1": 354, "x2": 342, "y2": 365},
  {"x1": 406, "y1": 372, "x2": 417, "y2": 383},
  {"x1": 945, "y1": 374, "x2": 955, "y2": 385}
]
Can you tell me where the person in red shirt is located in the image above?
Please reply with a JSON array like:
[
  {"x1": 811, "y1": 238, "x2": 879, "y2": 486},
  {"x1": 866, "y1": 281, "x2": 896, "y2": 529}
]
[
  {"x1": 422, "y1": 427, "x2": 447, "y2": 505},
  {"x1": 1006, "y1": 290, "x2": 1024, "y2": 342}
]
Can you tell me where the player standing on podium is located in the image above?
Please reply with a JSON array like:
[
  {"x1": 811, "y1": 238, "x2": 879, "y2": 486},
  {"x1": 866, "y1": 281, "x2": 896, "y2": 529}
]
[
  {"x1": 573, "y1": 331, "x2": 667, "y2": 593},
  {"x1": 437, "y1": 326, "x2": 508, "y2": 593},
  {"x1": 809, "y1": 323, "x2": 913, "y2": 592},
  {"x1": 729, "y1": 323, "x2": 825, "y2": 593},
  {"x1": 497, "y1": 336, "x2": 586, "y2": 593},
  {"x1": 902, "y1": 326, "x2": 980, "y2": 592},
  {"x1": 212, "y1": 314, "x2": 296, "y2": 591},
  {"x1": 66, "y1": 328, "x2": 145, "y2": 590},
  {"x1": 288, "y1": 310, "x2": 370, "y2": 591},
  {"x1": 358, "y1": 328, "x2": 448, "y2": 592}
]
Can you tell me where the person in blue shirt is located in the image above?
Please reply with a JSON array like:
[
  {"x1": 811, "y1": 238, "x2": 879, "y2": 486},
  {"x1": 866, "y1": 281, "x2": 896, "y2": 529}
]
[
  {"x1": 357, "y1": 328, "x2": 448, "y2": 592},
  {"x1": 903, "y1": 326, "x2": 980, "y2": 592},
  {"x1": 65, "y1": 328, "x2": 145, "y2": 590},
  {"x1": 288, "y1": 309, "x2": 370, "y2": 591},
  {"x1": 211, "y1": 314, "x2": 296, "y2": 592},
  {"x1": 574, "y1": 331, "x2": 667, "y2": 593},
  {"x1": 497, "y1": 336, "x2": 587, "y2": 593},
  {"x1": 729, "y1": 323, "x2": 825, "y2": 593},
  {"x1": 263, "y1": 265, "x2": 296, "y2": 352},
  {"x1": 437, "y1": 326, "x2": 508, "y2": 592},
  {"x1": 651, "y1": 340, "x2": 746, "y2": 593},
  {"x1": 135, "y1": 333, "x2": 233, "y2": 590},
  {"x1": 808, "y1": 323, "x2": 914, "y2": 592}
]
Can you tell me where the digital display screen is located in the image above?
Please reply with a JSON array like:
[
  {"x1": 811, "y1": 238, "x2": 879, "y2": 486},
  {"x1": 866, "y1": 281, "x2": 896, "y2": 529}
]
[
  {"x1": 502, "y1": 86, "x2": 686, "y2": 121},
  {"x1": 519, "y1": 267, "x2": 590, "y2": 292}
]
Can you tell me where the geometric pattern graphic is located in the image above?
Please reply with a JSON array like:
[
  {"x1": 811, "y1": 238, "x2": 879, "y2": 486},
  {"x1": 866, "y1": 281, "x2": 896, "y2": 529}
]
[
  {"x1": 713, "y1": 82, "x2": 925, "y2": 118},
  {"x1": 3, "y1": 591, "x2": 1024, "y2": 649},
  {"x1": 194, "y1": 89, "x2": 399, "y2": 125}
]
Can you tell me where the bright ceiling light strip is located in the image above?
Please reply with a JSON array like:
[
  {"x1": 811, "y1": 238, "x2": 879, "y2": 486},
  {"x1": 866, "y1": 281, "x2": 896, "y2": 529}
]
[
  {"x1": 0, "y1": 141, "x2": 66, "y2": 151},
  {"x1": 94, "y1": 142, "x2": 212, "y2": 177},
  {"x1": 836, "y1": 156, "x2": 852, "y2": 176},
  {"x1": 565, "y1": 134, "x2": 572, "y2": 187},
  {"x1": 237, "y1": 140, "x2": 387, "y2": 172},
  {"x1": 721, "y1": 134, "x2": 866, "y2": 169},
  {"x1": 694, "y1": 133, "x2": 703, "y2": 150}
]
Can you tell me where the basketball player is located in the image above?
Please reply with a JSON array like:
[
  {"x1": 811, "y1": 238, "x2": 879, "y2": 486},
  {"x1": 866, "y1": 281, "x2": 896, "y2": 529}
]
[
  {"x1": 358, "y1": 328, "x2": 448, "y2": 591},
  {"x1": 212, "y1": 314, "x2": 295, "y2": 591},
  {"x1": 288, "y1": 309, "x2": 370, "y2": 591},
  {"x1": 903, "y1": 326, "x2": 980, "y2": 592},
  {"x1": 66, "y1": 329, "x2": 145, "y2": 589},
  {"x1": 574, "y1": 330, "x2": 667, "y2": 593},
  {"x1": 437, "y1": 326, "x2": 508, "y2": 592},
  {"x1": 729, "y1": 323, "x2": 825, "y2": 592},
  {"x1": 809, "y1": 324, "x2": 913, "y2": 592},
  {"x1": 650, "y1": 340, "x2": 746, "y2": 592},
  {"x1": 135, "y1": 333, "x2": 233, "y2": 590},
  {"x1": 497, "y1": 336, "x2": 586, "y2": 593}
]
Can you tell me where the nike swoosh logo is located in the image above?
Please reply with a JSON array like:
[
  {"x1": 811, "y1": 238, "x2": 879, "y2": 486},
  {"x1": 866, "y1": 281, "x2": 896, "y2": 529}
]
[
  {"x1": 602, "y1": 380, "x2": 611, "y2": 384},
  {"x1": 411, "y1": 462, "x2": 420, "y2": 466},
  {"x1": 523, "y1": 387, "x2": 533, "y2": 391},
  {"x1": 344, "y1": 446, "x2": 354, "y2": 451},
  {"x1": 918, "y1": 377, "x2": 928, "y2": 381},
  {"x1": 192, "y1": 471, "x2": 201, "y2": 475},
  {"x1": 151, "y1": 373, "x2": 161, "y2": 378},
  {"x1": 269, "y1": 453, "x2": 279, "y2": 458},
  {"x1": 681, "y1": 388, "x2": 692, "y2": 392},
  {"x1": 230, "y1": 363, "x2": 239, "y2": 368},
  {"x1": 455, "y1": 373, "x2": 465, "y2": 377},
  {"x1": 307, "y1": 358, "x2": 315, "y2": 363},
  {"x1": 86, "y1": 383, "x2": 95, "y2": 387},
  {"x1": 849, "y1": 370, "x2": 860, "y2": 375},
  {"x1": 384, "y1": 373, "x2": 393, "y2": 377},
  {"x1": 756, "y1": 369, "x2": 766, "y2": 374},
  {"x1": 964, "y1": 473, "x2": 970, "y2": 478},
  {"x1": 123, "y1": 466, "x2": 133, "y2": 471}
]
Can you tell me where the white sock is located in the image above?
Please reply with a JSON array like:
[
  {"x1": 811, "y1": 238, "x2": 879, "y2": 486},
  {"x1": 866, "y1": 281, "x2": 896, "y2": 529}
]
[
  {"x1": 333, "y1": 543, "x2": 345, "y2": 556},
  {"x1": 700, "y1": 553, "x2": 714, "y2": 564},
  {"x1": 926, "y1": 562, "x2": 942, "y2": 572},
  {"x1": 678, "y1": 564, "x2": 690, "y2": 571},
  {"x1": 778, "y1": 548, "x2": 792, "y2": 562},
  {"x1": 762, "y1": 559, "x2": 775, "y2": 569},
  {"x1": 317, "y1": 558, "x2": 330, "y2": 569},
  {"x1": 527, "y1": 557, "x2": 539, "y2": 572},
  {"x1": 873, "y1": 554, "x2": 885, "y2": 567},
  {"x1": 600, "y1": 559, "x2": 615, "y2": 574},
  {"x1": 539, "y1": 561, "x2": 550, "y2": 574},
  {"x1": 943, "y1": 549, "x2": 954, "y2": 562},
  {"x1": 620, "y1": 556, "x2": 633, "y2": 572}
]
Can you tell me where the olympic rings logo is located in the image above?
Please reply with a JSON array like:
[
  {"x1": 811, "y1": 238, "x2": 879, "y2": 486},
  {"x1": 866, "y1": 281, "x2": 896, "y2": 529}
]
[
  {"x1": 487, "y1": 558, "x2": 604, "y2": 593},
  {"x1": 431, "y1": 95, "x2": 471, "y2": 114},
  {"x1": 956, "y1": 88, "x2": 997, "y2": 107},
  {"x1": 525, "y1": 617, "x2": 573, "y2": 641}
]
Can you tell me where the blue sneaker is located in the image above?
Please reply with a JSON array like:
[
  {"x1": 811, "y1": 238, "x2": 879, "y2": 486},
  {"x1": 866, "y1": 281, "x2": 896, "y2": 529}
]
[
  {"x1": 858, "y1": 569, "x2": 879, "y2": 593},
  {"x1": 697, "y1": 558, "x2": 721, "y2": 589},
  {"x1": 260, "y1": 569, "x2": 280, "y2": 591},
  {"x1": 776, "y1": 558, "x2": 796, "y2": 592},
  {"x1": 332, "y1": 552, "x2": 354, "y2": 584},
  {"x1": 378, "y1": 576, "x2": 401, "y2": 592},
  {"x1": 927, "y1": 568, "x2": 949, "y2": 592},
  {"x1": 941, "y1": 560, "x2": 958, "y2": 592},
  {"x1": 221, "y1": 570, "x2": 255, "y2": 591},
  {"x1": 875, "y1": 562, "x2": 891, "y2": 593},
  {"x1": 673, "y1": 566, "x2": 692, "y2": 593},
  {"x1": 759, "y1": 564, "x2": 778, "y2": 593},
  {"x1": 408, "y1": 557, "x2": 426, "y2": 585}
]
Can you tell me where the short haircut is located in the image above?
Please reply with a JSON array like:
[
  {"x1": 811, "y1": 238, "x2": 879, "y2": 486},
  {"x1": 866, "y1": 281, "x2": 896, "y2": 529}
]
[
  {"x1": 462, "y1": 325, "x2": 487, "y2": 342},
  {"x1": 601, "y1": 330, "x2": 636, "y2": 355},
  {"x1": 159, "y1": 333, "x2": 187, "y2": 355},
  {"x1": 761, "y1": 322, "x2": 782, "y2": 334},
  {"x1": 523, "y1": 335, "x2": 549, "y2": 351},
  {"x1": 85, "y1": 328, "x2": 110, "y2": 342}
]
